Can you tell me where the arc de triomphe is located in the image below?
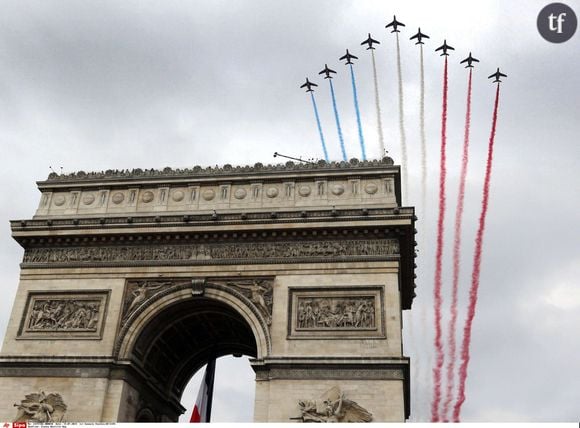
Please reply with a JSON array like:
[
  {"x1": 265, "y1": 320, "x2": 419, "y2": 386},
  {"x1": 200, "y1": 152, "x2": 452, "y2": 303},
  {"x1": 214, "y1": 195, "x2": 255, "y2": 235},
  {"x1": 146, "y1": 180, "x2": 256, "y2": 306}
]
[{"x1": 0, "y1": 158, "x2": 416, "y2": 422}]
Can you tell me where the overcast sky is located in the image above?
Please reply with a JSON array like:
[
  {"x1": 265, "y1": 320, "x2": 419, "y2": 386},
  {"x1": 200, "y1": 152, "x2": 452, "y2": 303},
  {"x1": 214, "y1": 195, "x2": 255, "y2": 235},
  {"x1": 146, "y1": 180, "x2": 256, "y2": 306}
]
[{"x1": 0, "y1": 0, "x2": 578, "y2": 423}]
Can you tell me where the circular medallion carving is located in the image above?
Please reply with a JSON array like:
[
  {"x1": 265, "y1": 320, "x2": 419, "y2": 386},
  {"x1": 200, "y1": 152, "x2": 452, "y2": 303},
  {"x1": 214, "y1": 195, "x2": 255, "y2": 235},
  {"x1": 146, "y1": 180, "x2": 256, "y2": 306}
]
[
  {"x1": 82, "y1": 194, "x2": 95, "y2": 205},
  {"x1": 53, "y1": 195, "x2": 66, "y2": 206},
  {"x1": 141, "y1": 191, "x2": 154, "y2": 203},
  {"x1": 298, "y1": 186, "x2": 311, "y2": 197},
  {"x1": 266, "y1": 187, "x2": 279, "y2": 198},
  {"x1": 365, "y1": 183, "x2": 378, "y2": 194},
  {"x1": 172, "y1": 190, "x2": 185, "y2": 202},
  {"x1": 112, "y1": 192, "x2": 125, "y2": 204},
  {"x1": 331, "y1": 184, "x2": 345, "y2": 196},
  {"x1": 234, "y1": 188, "x2": 247, "y2": 199},
  {"x1": 202, "y1": 189, "x2": 216, "y2": 201}
]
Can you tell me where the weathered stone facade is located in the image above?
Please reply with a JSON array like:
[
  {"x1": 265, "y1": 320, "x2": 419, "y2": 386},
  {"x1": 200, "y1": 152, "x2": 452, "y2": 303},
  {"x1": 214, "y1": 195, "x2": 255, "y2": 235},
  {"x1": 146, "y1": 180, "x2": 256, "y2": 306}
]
[{"x1": 0, "y1": 158, "x2": 416, "y2": 422}]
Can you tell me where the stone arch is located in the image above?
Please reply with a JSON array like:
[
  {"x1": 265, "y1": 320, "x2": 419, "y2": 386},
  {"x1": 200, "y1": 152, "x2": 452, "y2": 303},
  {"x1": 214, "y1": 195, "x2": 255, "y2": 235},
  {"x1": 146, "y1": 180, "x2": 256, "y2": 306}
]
[{"x1": 114, "y1": 280, "x2": 271, "y2": 402}]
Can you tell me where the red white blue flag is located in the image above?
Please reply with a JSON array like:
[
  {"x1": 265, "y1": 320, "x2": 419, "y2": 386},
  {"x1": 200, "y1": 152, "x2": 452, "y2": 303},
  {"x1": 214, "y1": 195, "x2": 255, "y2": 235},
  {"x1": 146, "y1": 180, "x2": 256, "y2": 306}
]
[{"x1": 190, "y1": 359, "x2": 216, "y2": 423}]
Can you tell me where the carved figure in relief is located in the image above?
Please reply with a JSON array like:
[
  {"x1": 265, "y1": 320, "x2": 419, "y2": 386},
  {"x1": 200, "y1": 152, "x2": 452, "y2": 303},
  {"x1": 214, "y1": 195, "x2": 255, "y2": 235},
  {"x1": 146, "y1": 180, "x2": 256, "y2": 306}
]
[
  {"x1": 297, "y1": 298, "x2": 375, "y2": 330},
  {"x1": 125, "y1": 281, "x2": 169, "y2": 316},
  {"x1": 293, "y1": 386, "x2": 372, "y2": 423},
  {"x1": 28, "y1": 300, "x2": 101, "y2": 331},
  {"x1": 226, "y1": 279, "x2": 272, "y2": 324},
  {"x1": 13, "y1": 392, "x2": 67, "y2": 422}
]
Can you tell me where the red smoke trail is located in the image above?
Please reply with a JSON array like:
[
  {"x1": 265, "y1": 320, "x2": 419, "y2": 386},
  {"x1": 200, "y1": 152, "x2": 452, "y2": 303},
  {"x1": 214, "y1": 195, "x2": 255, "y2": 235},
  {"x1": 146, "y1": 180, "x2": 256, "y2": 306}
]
[
  {"x1": 453, "y1": 83, "x2": 501, "y2": 422},
  {"x1": 431, "y1": 55, "x2": 448, "y2": 423},
  {"x1": 442, "y1": 68, "x2": 473, "y2": 421}
]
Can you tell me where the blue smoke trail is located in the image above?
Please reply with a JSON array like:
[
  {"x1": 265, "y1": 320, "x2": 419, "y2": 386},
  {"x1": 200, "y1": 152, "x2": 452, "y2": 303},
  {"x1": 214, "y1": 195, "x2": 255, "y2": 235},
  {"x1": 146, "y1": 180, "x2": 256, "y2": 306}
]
[
  {"x1": 328, "y1": 79, "x2": 347, "y2": 161},
  {"x1": 310, "y1": 92, "x2": 329, "y2": 162},
  {"x1": 349, "y1": 63, "x2": 366, "y2": 160}
]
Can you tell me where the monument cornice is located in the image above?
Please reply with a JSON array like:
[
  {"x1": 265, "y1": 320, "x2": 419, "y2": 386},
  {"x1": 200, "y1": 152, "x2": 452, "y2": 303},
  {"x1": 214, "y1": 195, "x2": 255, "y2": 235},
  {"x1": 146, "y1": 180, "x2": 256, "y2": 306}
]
[{"x1": 39, "y1": 157, "x2": 397, "y2": 186}]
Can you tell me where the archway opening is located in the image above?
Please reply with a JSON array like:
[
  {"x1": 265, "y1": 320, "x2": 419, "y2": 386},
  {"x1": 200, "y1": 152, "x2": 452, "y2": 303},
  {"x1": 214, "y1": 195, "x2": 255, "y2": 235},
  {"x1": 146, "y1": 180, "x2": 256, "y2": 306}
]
[
  {"x1": 130, "y1": 297, "x2": 258, "y2": 421},
  {"x1": 178, "y1": 355, "x2": 255, "y2": 422}
]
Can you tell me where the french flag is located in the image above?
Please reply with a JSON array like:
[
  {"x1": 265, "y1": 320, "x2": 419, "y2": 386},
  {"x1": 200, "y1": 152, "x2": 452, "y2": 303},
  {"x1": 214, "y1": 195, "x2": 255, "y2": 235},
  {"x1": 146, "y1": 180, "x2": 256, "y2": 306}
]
[{"x1": 190, "y1": 359, "x2": 216, "y2": 423}]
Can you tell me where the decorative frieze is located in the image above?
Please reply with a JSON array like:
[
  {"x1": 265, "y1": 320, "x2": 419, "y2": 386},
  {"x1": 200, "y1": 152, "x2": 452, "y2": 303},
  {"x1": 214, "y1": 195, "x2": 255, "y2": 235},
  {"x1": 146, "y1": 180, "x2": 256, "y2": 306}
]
[
  {"x1": 22, "y1": 239, "x2": 399, "y2": 266},
  {"x1": 18, "y1": 291, "x2": 109, "y2": 339},
  {"x1": 288, "y1": 287, "x2": 385, "y2": 339}
]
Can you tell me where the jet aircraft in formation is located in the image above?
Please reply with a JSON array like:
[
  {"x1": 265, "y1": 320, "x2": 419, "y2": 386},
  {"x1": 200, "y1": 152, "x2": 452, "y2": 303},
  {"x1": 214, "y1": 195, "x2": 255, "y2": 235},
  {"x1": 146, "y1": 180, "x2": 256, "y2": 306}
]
[
  {"x1": 410, "y1": 28, "x2": 429, "y2": 44},
  {"x1": 385, "y1": 15, "x2": 405, "y2": 33},
  {"x1": 488, "y1": 68, "x2": 507, "y2": 83},
  {"x1": 300, "y1": 78, "x2": 318, "y2": 92},
  {"x1": 299, "y1": 16, "x2": 506, "y2": 94},
  {"x1": 435, "y1": 39, "x2": 455, "y2": 56},
  {"x1": 318, "y1": 64, "x2": 337, "y2": 79},
  {"x1": 360, "y1": 33, "x2": 380, "y2": 50},
  {"x1": 460, "y1": 52, "x2": 480, "y2": 68},
  {"x1": 339, "y1": 49, "x2": 358, "y2": 65}
]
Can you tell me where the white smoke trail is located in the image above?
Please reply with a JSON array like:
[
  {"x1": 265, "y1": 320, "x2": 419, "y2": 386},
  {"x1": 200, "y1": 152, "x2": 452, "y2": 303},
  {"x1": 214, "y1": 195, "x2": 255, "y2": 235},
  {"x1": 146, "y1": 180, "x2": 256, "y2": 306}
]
[
  {"x1": 420, "y1": 44, "x2": 427, "y2": 223},
  {"x1": 370, "y1": 49, "x2": 386, "y2": 158},
  {"x1": 395, "y1": 33, "x2": 408, "y2": 203}
]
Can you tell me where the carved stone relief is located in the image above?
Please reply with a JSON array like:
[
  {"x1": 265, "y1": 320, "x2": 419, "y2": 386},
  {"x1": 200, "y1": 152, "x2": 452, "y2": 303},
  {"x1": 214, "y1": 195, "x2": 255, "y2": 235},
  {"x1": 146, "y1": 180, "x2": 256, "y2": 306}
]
[
  {"x1": 13, "y1": 392, "x2": 67, "y2": 422},
  {"x1": 296, "y1": 296, "x2": 375, "y2": 330},
  {"x1": 23, "y1": 239, "x2": 399, "y2": 265},
  {"x1": 292, "y1": 386, "x2": 372, "y2": 423},
  {"x1": 120, "y1": 277, "x2": 273, "y2": 326},
  {"x1": 288, "y1": 287, "x2": 384, "y2": 339},
  {"x1": 212, "y1": 278, "x2": 273, "y2": 324},
  {"x1": 121, "y1": 279, "x2": 190, "y2": 321},
  {"x1": 19, "y1": 292, "x2": 109, "y2": 339}
]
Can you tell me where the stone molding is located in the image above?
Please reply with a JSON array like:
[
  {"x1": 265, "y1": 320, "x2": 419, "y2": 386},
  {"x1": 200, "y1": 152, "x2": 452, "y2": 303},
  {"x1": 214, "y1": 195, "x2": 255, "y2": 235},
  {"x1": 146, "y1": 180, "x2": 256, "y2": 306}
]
[
  {"x1": 21, "y1": 239, "x2": 400, "y2": 267},
  {"x1": 17, "y1": 291, "x2": 110, "y2": 340},
  {"x1": 43, "y1": 157, "x2": 395, "y2": 182},
  {"x1": 13, "y1": 206, "x2": 415, "y2": 231},
  {"x1": 35, "y1": 161, "x2": 399, "y2": 218},
  {"x1": 255, "y1": 367, "x2": 404, "y2": 381}
]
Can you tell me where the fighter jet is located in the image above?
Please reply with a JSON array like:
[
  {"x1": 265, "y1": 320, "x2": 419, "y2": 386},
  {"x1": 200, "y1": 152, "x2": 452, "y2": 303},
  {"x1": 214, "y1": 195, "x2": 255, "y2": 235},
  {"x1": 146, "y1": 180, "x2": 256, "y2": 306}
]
[
  {"x1": 361, "y1": 33, "x2": 380, "y2": 50},
  {"x1": 385, "y1": 15, "x2": 405, "y2": 33},
  {"x1": 410, "y1": 28, "x2": 429, "y2": 45},
  {"x1": 300, "y1": 78, "x2": 318, "y2": 92},
  {"x1": 488, "y1": 68, "x2": 507, "y2": 83},
  {"x1": 460, "y1": 52, "x2": 480, "y2": 68},
  {"x1": 339, "y1": 49, "x2": 358, "y2": 65},
  {"x1": 318, "y1": 64, "x2": 337, "y2": 79},
  {"x1": 435, "y1": 40, "x2": 455, "y2": 56}
]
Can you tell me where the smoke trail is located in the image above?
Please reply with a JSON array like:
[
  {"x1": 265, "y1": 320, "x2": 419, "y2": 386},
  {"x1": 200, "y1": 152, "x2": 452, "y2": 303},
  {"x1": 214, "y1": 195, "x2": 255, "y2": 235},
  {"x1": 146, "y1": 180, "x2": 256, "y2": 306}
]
[
  {"x1": 310, "y1": 92, "x2": 329, "y2": 162},
  {"x1": 453, "y1": 83, "x2": 501, "y2": 422},
  {"x1": 349, "y1": 63, "x2": 366, "y2": 160},
  {"x1": 420, "y1": 44, "x2": 427, "y2": 223},
  {"x1": 442, "y1": 68, "x2": 473, "y2": 421},
  {"x1": 431, "y1": 55, "x2": 448, "y2": 423},
  {"x1": 328, "y1": 79, "x2": 347, "y2": 161},
  {"x1": 370, "y1": 50, "x2": 386, "y2": 158},
  {"x1": 395, "y1": 33, "x2": 408, "y2": 202}
]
